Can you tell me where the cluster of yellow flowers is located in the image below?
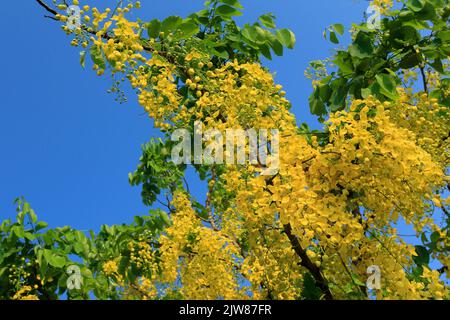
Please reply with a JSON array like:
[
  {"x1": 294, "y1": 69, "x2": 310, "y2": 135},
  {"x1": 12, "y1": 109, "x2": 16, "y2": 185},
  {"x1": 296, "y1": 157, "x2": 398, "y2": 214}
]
[
  {"x1": 371, "y1": 0, "x2": 395, "y2": 14},
  {"x1": 129, "y1": 239, "x2": 157, "y2": 273},
  {"x1": 12, "y1": 286, "x2": 38, "y2": 300},
  {"x1": 186, "y1": 60, "x2": 293, "y2": 132},
  {"x1": 159, "y1": 192, "x2": 242, "y2": 299},
  {"x1": 136, "y1": 57, "x2": 181, "y2": 130},
  {"x1": 389, "y1": 90, "x2": 450, "y2": 167},
  {"x1": 56, "y1": 1, "x2": 144, "y2": 76},
  {"x1": 134, "y1": 53, "x2": 293, "y2": 133},
  {"x1": 220, "y1": 95, "x2": 448, "y2": 298},
  {"x1": 102, "y1": 259, "x2": 125, "y2": 288},
  {"x1": 8, "y1": 260, "x2": 41, "y2": 300},
  {"x1": 136, "y1": 276, "x2": 158, "y2": 300},
  {"x1": 102, "y1": 260, "x2": 119, "y2": 275}
]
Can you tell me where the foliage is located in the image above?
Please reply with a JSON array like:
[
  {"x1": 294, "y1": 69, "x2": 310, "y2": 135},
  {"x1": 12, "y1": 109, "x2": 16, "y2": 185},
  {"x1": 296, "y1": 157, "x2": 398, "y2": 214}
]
[
  {"x1": 308, "y1": 0, "x2": 450, "y2": 121},
  {"x1": 0, "y1": 197, "x2": 171, "y2": 300}
]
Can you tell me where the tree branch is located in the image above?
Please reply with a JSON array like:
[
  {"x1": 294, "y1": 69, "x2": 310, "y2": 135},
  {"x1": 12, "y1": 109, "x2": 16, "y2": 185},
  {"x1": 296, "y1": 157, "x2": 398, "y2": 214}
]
[
  {"x1": 441, "y1": 205, "x2": 450, "y2": 218},
  {"x1": 35, "y1": 0, "x2": 155, "y2": 52},
  {"x1": 36, "y1": 0, "x2": 57, "y2": 16},
  {"x1": 419, "y1": 66, "x2": 428, "y2": 93},
  {"x1": 283, "y1": 223, "x2": 334, "y2": 300}
]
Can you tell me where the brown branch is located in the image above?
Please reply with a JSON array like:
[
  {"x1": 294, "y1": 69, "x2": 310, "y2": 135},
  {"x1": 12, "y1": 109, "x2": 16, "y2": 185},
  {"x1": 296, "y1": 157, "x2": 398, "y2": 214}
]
[
  {"x1": 35, "y1": 0, "x2": 156, "y2": 52},
  {"x1": 263, "y1": 167, "x2": 333, "y2": 299},
  {"x1": 438, "y1": 266, "x2": 448, "y2": 275},
  {"x1": 442, "y1": 205, "x2": 450, "y2": 218},
  {"x1": 283, "y1": 223, "x2": 333, "y2": 300},
  {"x1": 36, "y1": 0, "x2": 57, "y2": 15},
  {"x1": 129, "y1": 283, "x2": 150, "y2": 298},
  {"x1": 156, "y1": 198, "x2": 173, "y2": 213},
  {"x1": 419, "y1": 66, "x2": 428, "y2": 93}
]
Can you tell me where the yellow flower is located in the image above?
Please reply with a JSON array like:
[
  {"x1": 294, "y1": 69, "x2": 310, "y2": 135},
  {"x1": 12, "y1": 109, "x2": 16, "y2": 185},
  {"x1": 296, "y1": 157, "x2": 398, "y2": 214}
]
[{"x1": 103, "y1": 260, "x2": 119, "y2": 275}]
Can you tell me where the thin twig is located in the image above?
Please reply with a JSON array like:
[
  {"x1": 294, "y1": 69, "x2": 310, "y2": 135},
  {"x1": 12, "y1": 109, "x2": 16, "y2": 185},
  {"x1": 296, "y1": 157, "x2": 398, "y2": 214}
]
[
  {"x1": 36, "y1": 0, "x2": 57, "y2": 15},
  {"x1": 419, "y1": 66, "x2": 428, "y2": 93}
]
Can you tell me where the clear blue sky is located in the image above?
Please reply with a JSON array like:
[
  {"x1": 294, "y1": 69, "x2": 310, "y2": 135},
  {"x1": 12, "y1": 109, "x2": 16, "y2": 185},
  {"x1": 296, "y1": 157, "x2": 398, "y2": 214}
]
[{"x1": 0, "y1": 0, "x2": 372, "y2": 230}]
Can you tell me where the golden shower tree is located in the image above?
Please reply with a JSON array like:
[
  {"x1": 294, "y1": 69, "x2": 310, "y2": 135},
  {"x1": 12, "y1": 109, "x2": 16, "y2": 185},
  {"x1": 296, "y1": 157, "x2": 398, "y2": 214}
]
[{"x1": 0, "y1": 0, "x2": 448, "y2": 300}]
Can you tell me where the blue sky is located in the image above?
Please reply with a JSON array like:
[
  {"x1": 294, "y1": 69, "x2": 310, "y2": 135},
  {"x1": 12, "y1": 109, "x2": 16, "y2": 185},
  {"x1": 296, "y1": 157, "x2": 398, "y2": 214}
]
[{"x1": 0, "y1": 0, "x2": 372, "y2": 230}]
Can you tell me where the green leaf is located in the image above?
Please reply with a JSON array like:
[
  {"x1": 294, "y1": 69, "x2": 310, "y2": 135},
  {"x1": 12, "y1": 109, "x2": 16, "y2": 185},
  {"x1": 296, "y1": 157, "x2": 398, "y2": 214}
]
[
  {"x1": 216, "y1": 5, "x2": 242, "y2": 17},
  {"x1": 329, "y1": 31, "x2": 339, "y2": 44},
  {"x1": 330, "y1": 84, "x2": 348, "y2": 111},
  {"x1": 429, "y1": 59, "x2": 444, "y2": 73},
  {"x1": 147, "y1": 19, "x2": 161, "y2": 38},
  {"x1": 375, "y1": 74, "x2": 399, "y2": 100},
  {"x1": 332, "y1": 23, "x2": 345, "y2": 35},
  {"x1": 162, "y1": 16, "x2": 182, "y2": 34},
  {"x1": 276, "y1": 29, "x2": 296, "y2": 49},
  {"x1": 260, "y1": 43, "x2": 272, "y2": 60},
  {"x1": 351, "y1": 274, "x2": 366, "y2": 287},
  {"x1": 362, "y1": 82, "x2": 381, "y2": 99},
  {"x1": 242, "y1": 25, "x2": 258, "y2": 43},
  {"x1": 89, "y1": 45, "x2": 106, "y2": 69},
  {"x1": 430, "y1": 231, "x2": 441, "y2": 243},
  {"x1": 12, "y1": 225, "x2": 25, "y2": 238},
  {"x1": 302, "y1": 272, "x2": 322, "y2": 300},
  {"x1": 177, "y1": 22, "x2": 199, "y2": 39},
  {"x1": 415, "y1": 2, "x2": 437, "y2": 20},
  {"x1": 219, "y1": 0, "x2": 243, "y2": 9},
  {"x1": 268, "y1": 36, "x2": 284, "y2": 56},
  {"x1": 79, "y1": 51, "x2": 86, "y2": 68},
  {"x1": 334, "y1": 51, "x2": 354, "y2": 74},
  {"x1": 309, "y1": 89, "x2": 327, "y2": 116},
  {"x1": 399, "y1": 52, "x2": 421, "y2": 69},
  {"x1": 73, "y1": 242, "x2": 85, "y2": 255},
  {"x1": 0, "y1": 267, "x2": 8, "y2": 279},
  {"x1": 24, "y1": 232, "x2": 35, "y2": 241},
  {"x1": 437, "y1": 30, "x2": 450, "y2": 42},
  {"x1": 407, "y1": 0, "x2": 426, "y2": 12},
  {"x1": 412, "y1": 265, "x2": 424, "y2": 279},
  {"x1": 209, "y1": 45, "x2": 229, "y2": 59},
  {"x1": 28, "y1": 209, "x2": 38, "y2": 224},
  {"x1": 349, "y1": 32, "x2": 373, "y2": 58},
  {"x1": 421, "y1": 232, "x2": 428, "y2": 243},
  {"x1": 259, "y1": 13, "x2": 276, "y2": 29},
  {"x1": 35, "y1": 221, "x2": 49, "y2": 231},
  {"x1": 413, "y1": 245, "x2": 430, "y2": 265},
  {"x1": 253, "y1": 25, "x2": 269, "y2": 44},
  {"x1": 159, "y1": 211, "x2": 171, "y2": 226},
  {"x1": 318, "y1": 84, "x2": 332, "y2": 102},
  {"x1": 23, "y1": 202, "x2": 30, "y2": 213},
  {"x1": 361, "y1": 88, "x2": 371, "y2": 99},
  {"x1": 43, "y1": 249, "x2": 66, "y2": 268},
  {"x1": 389, "y1": 26, "x2": 420, "y2": 49}
]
